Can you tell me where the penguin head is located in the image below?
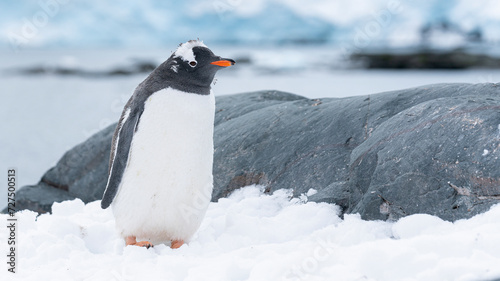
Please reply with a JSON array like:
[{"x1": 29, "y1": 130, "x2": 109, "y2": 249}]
[{"x1": 165, "y1": 40, "x2": 235, "y2": 92}]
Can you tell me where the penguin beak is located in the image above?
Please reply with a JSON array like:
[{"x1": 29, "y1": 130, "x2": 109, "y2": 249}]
[{"x1": 210, "y1": 58, "x2": 235, "y2": 67}]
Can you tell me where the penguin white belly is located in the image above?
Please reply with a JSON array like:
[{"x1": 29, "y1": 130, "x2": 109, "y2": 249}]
[{"x1": 111, "y1": 88, "x2": 215, "y2": 243}]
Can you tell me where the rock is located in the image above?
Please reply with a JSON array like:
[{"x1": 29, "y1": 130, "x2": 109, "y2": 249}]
[
  {"x1": 212, "y1": 91, "x2": 367, "y2": 208},
  {"x1": 9, "y1": 182, "x2": 76, "y2": 214},
  {"x1": 350, "y1": 49, "x2": 500, "y2": 69},
  {"x1": 5, "y1": 84, "x2": 500, "y2": 221},
  {"x1": 41, "y1": 123, "x2": 115, "y2": 203},
  {"x1": 15, "y1": 60, "x2": 159, "y2": 77},
  {"x1": 348, "y1": 84, "x2": 500, "y2": 221}
]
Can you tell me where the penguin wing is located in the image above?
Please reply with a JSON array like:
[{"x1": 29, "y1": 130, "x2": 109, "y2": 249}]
[{"x1": 101, "y1": 107, "x2": 141, "y2": 209}]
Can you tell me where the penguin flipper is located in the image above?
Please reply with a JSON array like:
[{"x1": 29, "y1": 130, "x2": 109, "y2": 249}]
[{"x1": 101, "y1": 107, "x2": 141, "y2": 209}]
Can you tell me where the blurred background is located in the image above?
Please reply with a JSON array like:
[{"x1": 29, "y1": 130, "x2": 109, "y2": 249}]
[{"x1": 2, "y1": 0, "x2": 500, "y2": 207}]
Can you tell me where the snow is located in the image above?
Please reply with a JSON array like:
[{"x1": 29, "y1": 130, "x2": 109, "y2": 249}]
[
  {"x1": 1, "y1": 185, "x2": 500, "y2": 280},
  {"x1": 306, "y1": 188, "x2": 318, "y2": 197}
]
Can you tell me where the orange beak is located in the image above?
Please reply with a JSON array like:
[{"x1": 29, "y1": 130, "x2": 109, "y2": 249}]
[{"x1": 210, "y1": 59, "x2": 235, "y2": 67}]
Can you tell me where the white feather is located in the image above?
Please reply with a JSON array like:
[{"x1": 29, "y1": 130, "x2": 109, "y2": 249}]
[
  {"x1": 174, "y1": 40, "x2": 207, "y2": 63},
  {"x1": 111, "y1": 88, "x2": 215, "y2": 244},
  {"x1": 104, "y1": 107, "x2": 131, "y2": 195}
]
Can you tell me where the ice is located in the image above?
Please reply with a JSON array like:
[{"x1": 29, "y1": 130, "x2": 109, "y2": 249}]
[
  {"x1": 1, "y1": 1, "x2": 500, "y2": 49},
  {"x1": 1, "y1": 186, "x2": 499, "y2": 280}
]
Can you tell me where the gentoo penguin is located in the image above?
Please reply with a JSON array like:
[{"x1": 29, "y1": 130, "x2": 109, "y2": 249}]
[{"x1": 100, "y1": 40, "x2": 235, "y2": 249}]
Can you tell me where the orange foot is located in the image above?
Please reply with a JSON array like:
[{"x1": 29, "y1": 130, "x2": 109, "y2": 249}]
[
  {"x1": 171, "y1": 240, "x2": 184, "y2": 249},
  {"x1": 125, "y1": 236, "x2": 153, "y2": 249}
]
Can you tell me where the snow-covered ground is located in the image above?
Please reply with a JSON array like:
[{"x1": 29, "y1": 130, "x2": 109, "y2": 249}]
[{"x1": 1, "y1": 185, "x2": 499, "y2": 280}]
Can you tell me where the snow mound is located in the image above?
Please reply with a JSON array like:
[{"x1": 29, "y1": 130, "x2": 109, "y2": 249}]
[{"x1": 1, "y1": 185, "x2": 500, "y2": 280}]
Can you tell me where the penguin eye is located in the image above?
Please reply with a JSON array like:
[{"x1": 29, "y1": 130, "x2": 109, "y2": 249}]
[{"x1": 189, "y1": 61, "x2": 197, "y2": 67}]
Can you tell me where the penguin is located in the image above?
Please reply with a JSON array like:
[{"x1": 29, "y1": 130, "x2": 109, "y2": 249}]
[{"x1": 100, "y1": 40, "x2": 235, "y2": 249}]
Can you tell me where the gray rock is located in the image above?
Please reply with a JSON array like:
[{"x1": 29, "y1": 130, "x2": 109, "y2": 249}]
[
  {"x1": 41, "y1": 123, "x2": 114, "y2": 203},
  {"x1": 9, "y1": 182, "x2": 76, "y2": 214},
  {"x1": 350, "y1": 50, "x2": 500, "y2": 69},
  {"x1": 348, "y1": 84, "x2": 500, "y2": 221},
  {"x1": 212, "y1": 91, "x2": 367, "y2": 210},
  {"x1": 5, "y1": 84, "x2": 500, "y2": 221}
]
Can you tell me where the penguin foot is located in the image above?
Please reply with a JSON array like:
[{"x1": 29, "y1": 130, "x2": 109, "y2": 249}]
[
  {"x1": 171, "y1": 240, "x2": 184, "y2": 249},
  {"x1": 135, "y1": 241, "x2": 154, "y2": 248},
  {"x1": 125, "y1": 236, "x2": 153, "y2": 249}
]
